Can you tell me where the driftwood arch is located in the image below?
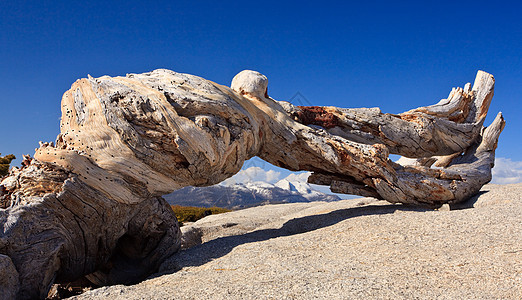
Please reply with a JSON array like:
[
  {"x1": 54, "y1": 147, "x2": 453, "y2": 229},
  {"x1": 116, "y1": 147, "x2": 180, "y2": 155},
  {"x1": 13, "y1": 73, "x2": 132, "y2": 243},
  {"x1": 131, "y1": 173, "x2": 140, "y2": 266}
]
[{"x1": 0, "y1": 69, "x2": 504, "y2": 299}]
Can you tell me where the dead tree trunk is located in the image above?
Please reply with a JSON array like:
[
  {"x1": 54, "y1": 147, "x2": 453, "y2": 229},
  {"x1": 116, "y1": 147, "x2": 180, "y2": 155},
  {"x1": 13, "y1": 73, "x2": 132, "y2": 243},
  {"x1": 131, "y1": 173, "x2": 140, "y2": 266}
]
[
  {"x1": 0, "y1": 69, "x2": 504, "y2": 299},
  {"x1": 0, "y1": 160, "x2": 180, "y2": 299}
]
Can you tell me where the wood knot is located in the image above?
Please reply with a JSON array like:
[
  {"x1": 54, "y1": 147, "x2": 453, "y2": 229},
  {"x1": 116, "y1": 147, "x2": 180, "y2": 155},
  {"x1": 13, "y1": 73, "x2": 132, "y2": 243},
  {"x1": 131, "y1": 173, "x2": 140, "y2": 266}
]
[{"x1": 295, "y1": 106, "x2": 341, "y2": 129}]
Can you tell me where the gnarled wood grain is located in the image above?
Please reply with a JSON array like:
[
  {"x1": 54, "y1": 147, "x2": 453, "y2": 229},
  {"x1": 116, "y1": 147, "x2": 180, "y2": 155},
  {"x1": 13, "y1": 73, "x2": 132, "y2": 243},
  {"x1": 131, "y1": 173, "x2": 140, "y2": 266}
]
[
  {"x1": 282, "y1": 71, "x2": 495, "y2": 158},
  {"x1": 0, "y1": 69, "x2": 504, "y2": 299}
]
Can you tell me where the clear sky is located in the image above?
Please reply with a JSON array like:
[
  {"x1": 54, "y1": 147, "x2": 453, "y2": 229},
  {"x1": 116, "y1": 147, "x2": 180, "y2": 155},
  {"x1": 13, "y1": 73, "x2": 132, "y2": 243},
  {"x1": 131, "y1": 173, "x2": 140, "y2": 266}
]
[{"x1": 1, "y1": 1, "x2": 521, "y2": 183}]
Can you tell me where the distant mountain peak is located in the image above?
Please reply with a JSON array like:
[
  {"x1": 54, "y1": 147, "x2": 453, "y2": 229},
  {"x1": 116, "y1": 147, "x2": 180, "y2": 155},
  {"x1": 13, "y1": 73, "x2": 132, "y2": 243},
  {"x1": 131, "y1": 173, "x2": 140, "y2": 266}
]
[{"x1": 164, "y1": 178, "x2": 340, "y2": 209}]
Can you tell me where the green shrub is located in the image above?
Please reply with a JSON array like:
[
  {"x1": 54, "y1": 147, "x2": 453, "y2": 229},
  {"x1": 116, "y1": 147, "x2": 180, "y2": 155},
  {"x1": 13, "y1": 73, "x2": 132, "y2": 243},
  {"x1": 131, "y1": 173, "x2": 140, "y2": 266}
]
[
  {"x1": 0, "y1": 153, "x2": 16, "y2": 177},
  {"x1": 170, "y1": 205, "x2": 231, "y2": 226}
]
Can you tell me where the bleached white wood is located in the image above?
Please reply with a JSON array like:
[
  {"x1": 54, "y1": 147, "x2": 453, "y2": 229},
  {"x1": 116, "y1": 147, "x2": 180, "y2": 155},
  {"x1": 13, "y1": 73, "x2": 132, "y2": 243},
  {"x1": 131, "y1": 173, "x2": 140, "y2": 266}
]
[{"x1": 0, "y1": 69, "x2": 504, "y2": 299}]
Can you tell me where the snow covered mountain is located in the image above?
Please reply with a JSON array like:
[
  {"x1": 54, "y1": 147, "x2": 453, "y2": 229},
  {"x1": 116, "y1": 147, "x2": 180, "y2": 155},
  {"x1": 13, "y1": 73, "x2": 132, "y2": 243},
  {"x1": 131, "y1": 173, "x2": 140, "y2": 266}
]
[{"x1": 164, "y1": 176, "x2": 340, "y2": 209}]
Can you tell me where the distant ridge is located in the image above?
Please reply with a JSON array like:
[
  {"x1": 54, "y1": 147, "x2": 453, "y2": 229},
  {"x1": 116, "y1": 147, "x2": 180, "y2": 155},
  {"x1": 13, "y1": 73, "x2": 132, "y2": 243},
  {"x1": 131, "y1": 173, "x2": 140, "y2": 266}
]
[{"x1": 164, "y1": 179, "x2": 340, "y2": 209}]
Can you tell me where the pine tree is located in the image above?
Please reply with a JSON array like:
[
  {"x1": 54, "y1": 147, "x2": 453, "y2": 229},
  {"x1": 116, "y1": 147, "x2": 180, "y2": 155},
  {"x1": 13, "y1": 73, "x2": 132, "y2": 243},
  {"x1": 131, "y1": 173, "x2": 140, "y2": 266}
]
[{"x1": 0, "y1": 153, "x2": 16, "y2": 177}]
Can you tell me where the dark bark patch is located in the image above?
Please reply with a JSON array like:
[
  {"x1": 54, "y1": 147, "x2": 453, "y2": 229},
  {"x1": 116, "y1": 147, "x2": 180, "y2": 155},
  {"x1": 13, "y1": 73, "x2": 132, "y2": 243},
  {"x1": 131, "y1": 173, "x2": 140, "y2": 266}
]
[{"x1": 296, "y1": 106, "x2": 341, "y2": 129}]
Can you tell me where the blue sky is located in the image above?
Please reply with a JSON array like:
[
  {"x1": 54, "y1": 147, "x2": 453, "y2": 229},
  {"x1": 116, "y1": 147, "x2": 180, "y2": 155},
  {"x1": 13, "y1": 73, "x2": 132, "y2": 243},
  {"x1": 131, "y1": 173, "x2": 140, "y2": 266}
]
[{"x1": 1, "y1": 1, "x2": 521, "y2": 184}]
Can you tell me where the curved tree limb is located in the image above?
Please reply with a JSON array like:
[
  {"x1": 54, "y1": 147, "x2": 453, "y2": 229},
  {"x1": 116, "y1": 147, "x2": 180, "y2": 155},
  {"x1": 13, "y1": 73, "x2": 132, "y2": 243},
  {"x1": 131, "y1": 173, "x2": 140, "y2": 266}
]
[
  {"x1": 280, "y1": 71, "x2": 495, "y2": 158},
  {"x1": 0, "y1": 69, "x2": 504, "y2": 299},
  {"x1": 230, "y1": 70, "x2": 504, "y2": 205}
]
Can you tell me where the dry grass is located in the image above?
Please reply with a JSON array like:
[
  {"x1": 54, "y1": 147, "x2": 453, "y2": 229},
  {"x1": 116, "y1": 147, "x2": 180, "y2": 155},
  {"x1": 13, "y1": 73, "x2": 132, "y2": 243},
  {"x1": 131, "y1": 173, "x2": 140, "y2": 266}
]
[{"x1": 170, "y1": 205, "x2": 231, "y2": 225}]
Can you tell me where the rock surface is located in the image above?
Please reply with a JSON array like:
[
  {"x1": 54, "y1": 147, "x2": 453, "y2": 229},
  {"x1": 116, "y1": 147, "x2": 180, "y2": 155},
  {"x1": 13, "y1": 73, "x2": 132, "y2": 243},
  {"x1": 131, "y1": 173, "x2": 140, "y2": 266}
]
[{"x1": 73, "y1": 183, "x2": 521, "y2": 300}]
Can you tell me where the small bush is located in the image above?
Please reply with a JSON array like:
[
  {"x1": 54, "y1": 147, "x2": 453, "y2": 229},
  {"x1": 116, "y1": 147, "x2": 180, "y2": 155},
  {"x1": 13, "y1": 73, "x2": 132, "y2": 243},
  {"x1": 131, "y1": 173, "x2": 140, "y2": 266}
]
[
  {"x1": 170, "y1": 205, "x2": 231, "y2": 225},
  {"x1": 0, "y1": 153, "x2": 16, "y2": 177}
]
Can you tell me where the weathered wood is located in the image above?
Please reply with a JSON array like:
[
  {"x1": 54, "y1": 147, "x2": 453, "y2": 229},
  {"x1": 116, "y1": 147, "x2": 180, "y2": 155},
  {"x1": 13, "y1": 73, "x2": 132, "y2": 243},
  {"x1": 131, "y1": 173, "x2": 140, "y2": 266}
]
[
  {"x1": 0, "y1": 160, "x2": 180, "y2": 299},
  {"x1": 0, "y1": 68, "x2": 504, "y2": 299},
  {"x1": 282, "y1": 71, "x2": 495, "y2": 158},
  {"x1": 231, "y1": 70, "x2": 504, "y2": 205},
  {"x1": 0, "y1": 254, "x2": 18, "y2": 300},
  {"x1": 309, "y1": 112, "x2": 505, "y2": 205}
]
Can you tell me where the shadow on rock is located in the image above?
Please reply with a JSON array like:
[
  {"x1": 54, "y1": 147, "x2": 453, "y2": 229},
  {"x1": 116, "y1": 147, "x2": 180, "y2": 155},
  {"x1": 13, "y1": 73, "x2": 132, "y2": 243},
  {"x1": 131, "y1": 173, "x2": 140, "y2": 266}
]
[
  {"x1": 449, "y1": 191, "x2": 488, "y2": 210},
  {"x1": 156, "y1": 203, "x2": 428, "y2": 276}
]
